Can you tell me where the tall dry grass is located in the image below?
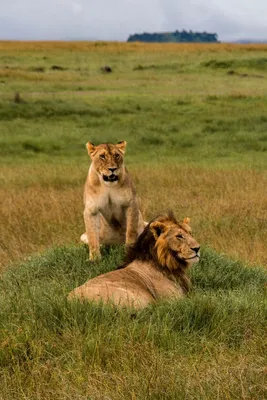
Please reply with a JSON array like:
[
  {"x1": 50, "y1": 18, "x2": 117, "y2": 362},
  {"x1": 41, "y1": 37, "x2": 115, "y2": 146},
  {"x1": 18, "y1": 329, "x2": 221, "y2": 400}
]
[
  {"x1": 1, "y1": 40, "x2": 267, "y2": 53},
  {"x1": 1, "y1": 164, "x2": 267, "y2": 269}
]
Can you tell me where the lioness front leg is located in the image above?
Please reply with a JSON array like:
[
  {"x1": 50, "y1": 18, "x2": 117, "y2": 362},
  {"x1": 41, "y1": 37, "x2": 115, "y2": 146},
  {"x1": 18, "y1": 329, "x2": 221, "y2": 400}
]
[
  {"x1": 125, "y1": 201, "x2": 139, "y2": 245},
  {"x1": 84, "y1": 209, "x2": 101, "y2": 261}
]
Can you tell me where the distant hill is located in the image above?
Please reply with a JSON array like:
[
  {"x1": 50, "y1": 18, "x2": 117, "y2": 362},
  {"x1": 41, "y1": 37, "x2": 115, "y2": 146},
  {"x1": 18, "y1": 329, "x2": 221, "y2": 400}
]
[
  {"x1": 233, "y1": 39, "x2": 267, "y2": 44},
  {"x1": 127, "y1": 30, "x2": 219, "y2": 43}
]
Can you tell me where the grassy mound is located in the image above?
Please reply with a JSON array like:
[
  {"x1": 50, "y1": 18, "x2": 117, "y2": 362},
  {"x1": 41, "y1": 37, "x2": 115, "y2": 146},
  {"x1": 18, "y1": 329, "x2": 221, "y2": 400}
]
[{"x1": 0, "y1": 245, "x2": 266, "y2": 399}]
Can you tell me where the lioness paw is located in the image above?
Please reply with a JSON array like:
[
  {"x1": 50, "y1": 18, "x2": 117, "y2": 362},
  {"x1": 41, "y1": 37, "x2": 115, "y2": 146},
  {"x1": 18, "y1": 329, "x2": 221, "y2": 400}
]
[{"x1": 89, "y1": 250, "x2": 101, "y2": 262}]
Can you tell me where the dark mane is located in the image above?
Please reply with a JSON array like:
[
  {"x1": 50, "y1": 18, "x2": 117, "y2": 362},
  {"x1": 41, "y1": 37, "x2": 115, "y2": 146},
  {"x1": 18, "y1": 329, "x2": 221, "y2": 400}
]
[
  {"x1": 119, "y1": 223, "x2": 157, "y2": 268},
  {"x1": 118, "y1": 211, "x2": 177, "y2": 268}
]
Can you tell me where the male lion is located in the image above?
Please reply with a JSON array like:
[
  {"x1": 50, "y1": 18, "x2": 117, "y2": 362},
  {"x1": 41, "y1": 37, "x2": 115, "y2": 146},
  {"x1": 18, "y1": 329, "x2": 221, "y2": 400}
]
[
  {"x1": 80, "y1": 141, "x2": 146, "y2": 261},
  {"x1": 69, "y1": 212, "x2": 200, "y2": 309}
]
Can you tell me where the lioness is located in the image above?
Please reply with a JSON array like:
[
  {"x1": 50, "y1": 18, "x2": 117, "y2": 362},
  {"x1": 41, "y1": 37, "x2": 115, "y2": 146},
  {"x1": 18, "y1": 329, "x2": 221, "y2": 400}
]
[
  {"x1": 69, "y1": 212, "x2": 200, "y2": 309},
  {"x1": 81, "y1": 141, "x2": 146, "y2": 261}
]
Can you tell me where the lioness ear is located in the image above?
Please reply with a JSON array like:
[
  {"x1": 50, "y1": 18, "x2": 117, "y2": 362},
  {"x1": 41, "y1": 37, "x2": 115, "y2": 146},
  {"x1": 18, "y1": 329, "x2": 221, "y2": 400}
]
[
  {"x1": 86, "y1": 142, "x2": 96, "y2": 157},
  {"x1": 150, "y1": 221, "x2": 167, "y2": 240},
  {"x1": 116, "y1": 141, "x2": 127, "y2": 154}
]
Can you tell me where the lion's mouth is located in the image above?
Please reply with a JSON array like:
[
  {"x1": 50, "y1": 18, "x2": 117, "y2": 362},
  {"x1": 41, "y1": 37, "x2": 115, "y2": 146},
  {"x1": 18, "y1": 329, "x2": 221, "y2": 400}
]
[
  {"x1": 186, "y1": 255, "x2": 200, "y2": 260},
  {"x1": 103, "y1": 174, "x2": 118, "y2": 182},
  {"x1": 172, "y1": 251, "x2": 200, "y2": 266},
  {"x1": 184, "y1": 255, "x2": 200, "y2": 266},
  {"x1": 171, "y1": 250, "x2": 200, "y2": 261}
]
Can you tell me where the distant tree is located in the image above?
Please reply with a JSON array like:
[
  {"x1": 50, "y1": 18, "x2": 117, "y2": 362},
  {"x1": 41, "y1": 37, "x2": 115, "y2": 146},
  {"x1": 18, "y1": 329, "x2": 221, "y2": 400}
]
[{"x1": 127, "y1": 30, "x2": 219, "y2": 43}]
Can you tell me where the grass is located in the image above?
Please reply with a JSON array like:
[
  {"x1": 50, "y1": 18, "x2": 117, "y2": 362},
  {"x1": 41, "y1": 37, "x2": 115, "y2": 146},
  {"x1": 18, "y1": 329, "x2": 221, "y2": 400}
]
[
  {"x1": 202, "y1": 56, "x2": 267, "y2": 70},
  {"x1": 0, "y1": 245, "x2": 266, "y2": 399},
  {"x1": 1, "y1": 41, "x2": 267, "y2": 398},
  {"x1": 1, "y1": 96, "x2": 267, "y2": 161}
]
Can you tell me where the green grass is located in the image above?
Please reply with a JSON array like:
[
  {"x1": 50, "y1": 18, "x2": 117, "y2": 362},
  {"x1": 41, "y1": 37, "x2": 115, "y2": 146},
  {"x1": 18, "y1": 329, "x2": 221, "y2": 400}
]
[
  {"x1": 1, "y1": 95, "x2": 267, "y2": 167},
  {"x1": 1, "y1": 43, "x2": 267, "y2": 167},
  {"x1": 202, "y1": 56, "x2": 267, "y2": 70},
  {"x1": 0, "y1": 245, "x2": 266, "y2": 399}
]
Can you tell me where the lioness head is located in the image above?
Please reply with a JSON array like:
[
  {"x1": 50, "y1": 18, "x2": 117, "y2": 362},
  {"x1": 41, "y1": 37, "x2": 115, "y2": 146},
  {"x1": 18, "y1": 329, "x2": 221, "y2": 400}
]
[
  {"x1": 150, "y1": 214, "x2": 200, "y2": 270},
  {"x1": 86, "y1": 141, "x2": 127, "y2": 185}
]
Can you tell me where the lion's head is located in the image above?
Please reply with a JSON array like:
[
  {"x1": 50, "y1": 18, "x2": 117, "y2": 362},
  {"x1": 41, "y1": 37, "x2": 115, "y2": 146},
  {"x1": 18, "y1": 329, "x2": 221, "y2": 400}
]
[
  {"x1": 150, "y1": 214, "x2": 200, "y2": 270},
  {"x1": 86, "y1": 141, "x2": 127, "y2": 185},
  {"x1": 120, "y1": 212, "x2": 200, "y2": 286}
]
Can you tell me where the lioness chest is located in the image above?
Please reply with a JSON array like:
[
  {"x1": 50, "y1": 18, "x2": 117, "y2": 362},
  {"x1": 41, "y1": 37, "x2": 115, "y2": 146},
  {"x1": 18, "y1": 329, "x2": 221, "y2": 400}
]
[{"x1": 91, "y1": 185, "x2": 132, "y2": 224}]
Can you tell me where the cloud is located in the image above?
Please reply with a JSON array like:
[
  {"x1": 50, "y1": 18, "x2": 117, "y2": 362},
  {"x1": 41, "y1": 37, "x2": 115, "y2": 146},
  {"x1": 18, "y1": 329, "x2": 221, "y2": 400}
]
[{"x1": 0, "y1": 0, "x2": 266, "y2": 41}]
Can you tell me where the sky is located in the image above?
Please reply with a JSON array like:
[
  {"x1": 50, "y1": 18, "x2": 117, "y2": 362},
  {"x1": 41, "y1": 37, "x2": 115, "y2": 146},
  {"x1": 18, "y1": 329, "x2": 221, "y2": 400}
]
[{"x1": 0, "y1": 0, "x2": 267, "y2": 42}]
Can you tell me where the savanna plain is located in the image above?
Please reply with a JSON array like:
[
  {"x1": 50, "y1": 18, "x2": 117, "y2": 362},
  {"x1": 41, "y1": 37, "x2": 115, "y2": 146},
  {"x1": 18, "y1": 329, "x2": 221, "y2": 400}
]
[{"x1": 0, "y1": 41, "x2": 267, "y2": 399}]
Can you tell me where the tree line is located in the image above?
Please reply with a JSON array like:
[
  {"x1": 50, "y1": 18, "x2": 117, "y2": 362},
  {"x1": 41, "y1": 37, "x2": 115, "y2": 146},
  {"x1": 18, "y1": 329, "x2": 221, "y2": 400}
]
[{"x1": 127, "y1": 30, "x2": 219, "y2": 43}]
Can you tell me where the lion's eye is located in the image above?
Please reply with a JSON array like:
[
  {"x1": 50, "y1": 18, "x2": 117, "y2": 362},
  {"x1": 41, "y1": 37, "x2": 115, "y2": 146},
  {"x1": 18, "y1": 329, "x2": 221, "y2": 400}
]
[
  {"x1": 114, "y1": 153, "x2": 120, "y2": 160},
  {"x1": 99, "y1": 154, "x2": 106, "y2": 160},
  {"x1": 176, "y1": 234, "x2": 184, "y2": 239}
]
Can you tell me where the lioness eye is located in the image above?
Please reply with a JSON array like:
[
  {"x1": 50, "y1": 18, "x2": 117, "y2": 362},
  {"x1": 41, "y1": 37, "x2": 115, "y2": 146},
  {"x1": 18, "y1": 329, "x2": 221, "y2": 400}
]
[
  {"x1": 99, "y1": 154, "x2": 105, "y2": 160},
  {"x1": 114, "y1": 153, "x2": 120, "y2": 160},
  {"x1": 176, "y1": 234, "x2": 184, "y2": 239}
]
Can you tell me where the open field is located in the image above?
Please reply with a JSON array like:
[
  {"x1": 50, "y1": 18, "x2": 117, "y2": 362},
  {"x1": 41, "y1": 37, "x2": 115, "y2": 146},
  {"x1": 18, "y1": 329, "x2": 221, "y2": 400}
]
[
  {"x1": 0, "y1": 42, "x2": 267, "y2": 399},
  {"x1": 1, "y1": 42, "x2": 267, "y2": 267}
]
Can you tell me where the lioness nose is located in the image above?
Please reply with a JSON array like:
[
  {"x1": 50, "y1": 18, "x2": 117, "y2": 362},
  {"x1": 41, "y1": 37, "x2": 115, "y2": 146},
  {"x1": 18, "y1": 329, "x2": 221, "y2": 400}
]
[
  {"x1": 109, "y1": 167, "x2": 117, "y2": 173},
  {"x1": 192, "y1": 246, "x2": 200, "y2": 253}
]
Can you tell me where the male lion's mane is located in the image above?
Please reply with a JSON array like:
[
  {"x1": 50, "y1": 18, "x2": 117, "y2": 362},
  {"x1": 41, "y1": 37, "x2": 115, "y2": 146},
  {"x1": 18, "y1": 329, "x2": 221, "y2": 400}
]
[{"x1": 118, "y1": 211, "x2": 191, "y2": 294}]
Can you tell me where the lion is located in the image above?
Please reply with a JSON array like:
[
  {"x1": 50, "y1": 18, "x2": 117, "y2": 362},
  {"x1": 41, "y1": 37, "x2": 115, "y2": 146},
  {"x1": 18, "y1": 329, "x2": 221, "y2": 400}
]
[
  {"x1": 69, "y1": 212, "x2": 200, "y2": 309},
  {"x1": 80, "y1": 141, "x2": 146, "y2": 261}
]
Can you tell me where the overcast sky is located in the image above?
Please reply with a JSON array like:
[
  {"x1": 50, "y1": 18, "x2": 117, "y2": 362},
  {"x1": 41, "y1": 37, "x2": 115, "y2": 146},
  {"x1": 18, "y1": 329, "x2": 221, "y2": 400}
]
[{"x1": 0, "y1": 0, "x2": 266, "y2": 42}]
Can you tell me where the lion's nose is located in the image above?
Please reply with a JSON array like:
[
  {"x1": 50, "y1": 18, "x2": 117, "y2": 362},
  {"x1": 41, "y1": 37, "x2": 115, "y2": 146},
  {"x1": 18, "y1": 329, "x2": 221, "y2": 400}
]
[
  {"x1": 109, "y1": 167, "x2": 117, "y2": 173},
  {"x1": 192, "y1": 246, "x2": 200, "y2": 254}
]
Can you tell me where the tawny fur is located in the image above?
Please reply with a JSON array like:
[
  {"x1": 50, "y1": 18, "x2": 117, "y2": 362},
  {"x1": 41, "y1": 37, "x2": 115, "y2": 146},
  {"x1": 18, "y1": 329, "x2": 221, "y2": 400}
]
[
  {"x1": 81, "y1": 141, "x2": 146, "y2": 261},
  {"x1": 69, "y1": 212, "x2": 200, "y2": 309}
]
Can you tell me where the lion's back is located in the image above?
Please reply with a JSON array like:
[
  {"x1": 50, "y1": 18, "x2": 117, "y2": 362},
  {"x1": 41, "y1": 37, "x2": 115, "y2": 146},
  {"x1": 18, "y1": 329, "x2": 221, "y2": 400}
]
[{"x1": 68, "y1": 268, "x2": 154, "y2": 308}]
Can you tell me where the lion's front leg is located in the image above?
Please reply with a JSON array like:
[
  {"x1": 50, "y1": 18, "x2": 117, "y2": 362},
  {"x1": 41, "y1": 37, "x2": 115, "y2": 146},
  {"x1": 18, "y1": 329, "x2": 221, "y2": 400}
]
[
  {"x1": 84, "y1": 208, "x2": 101, "y2": 261},
  {"x1": 125, "y1": 201, "x2": 139, "y2": 245}
]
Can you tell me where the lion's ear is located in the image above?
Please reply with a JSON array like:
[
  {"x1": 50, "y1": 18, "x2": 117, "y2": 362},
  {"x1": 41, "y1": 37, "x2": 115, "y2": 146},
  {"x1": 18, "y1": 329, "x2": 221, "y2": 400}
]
[
  {"x1": 116, "y1": 141, "x2": 127, "y2": 154},
  {"x1": 86, "y1": 142, "x2": 96, "y2": 157},
  {"x1": 183, "y1": 217, "x2": 191, "y2": 225},
  {"x1": 181, "y1": 217, "x2": 192, "y2": 234},
  {"x1": 150, "y1": 221, "x2": 167, "y2": 240}
]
